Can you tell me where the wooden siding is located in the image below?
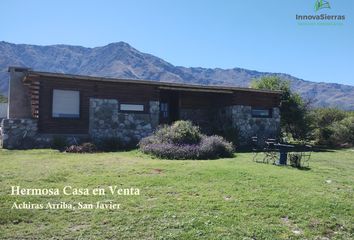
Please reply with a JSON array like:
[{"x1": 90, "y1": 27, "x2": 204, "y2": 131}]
[
  {"x1": 38, "y1": 77, "x2": 159, "y2": 134},
  {"x1": 34, "y1": 76, "x2": 280, "y2": 134},
  {"x1": 179, "y1": 91, "x2": 279, "y2": 109},
  {"x1": 179, "y1": 92, "x2": 233, "y2": 109},
  {"x1": 232, "y1": 91, "x2": 280, "y2": 108}
]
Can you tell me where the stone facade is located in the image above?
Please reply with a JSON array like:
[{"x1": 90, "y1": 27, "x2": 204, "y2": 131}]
[
  {"x1": 0, "y1": 99, "x2": 160, "y2": 149},
  {"x1": 0, "y1": 102, "x2": 280, "y2": 149},
  {"x1": 89, "y1": 98, "x2": 159, "y2": 143},
  {"x1": 0, "y1": 118, "x2": 87, "y2": 149},
  {"x1": 219, "y1": 105, "x2": 280, "y2": 146},
  {"x1": 176, "y1": 106, "x2": 280, "y2": 145},
  {"x1": 0, "y1": 119, "x2": 38, "y2": 149}
]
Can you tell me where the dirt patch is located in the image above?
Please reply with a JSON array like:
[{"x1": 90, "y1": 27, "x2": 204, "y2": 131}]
[
  {"x1": 281, "y1": 216, "x2": 303, "y2": 236},
  {"x1": 224, "y1": 195, "x2": 232, "y2": 201},
  {"x1": 308, "y1": 218, "x2": 321, "y2": 229},
  {"x1": 152, "y1": 168, "x2": 163, "y2": 174}
]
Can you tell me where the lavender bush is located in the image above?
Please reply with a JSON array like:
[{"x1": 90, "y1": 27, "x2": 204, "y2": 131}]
[
  {"x1": 139, "y1": 121, "x2": 234, "y2": 159},
  {"x1": 199, "y1": 135, "x2": 234, "y2": 159}
]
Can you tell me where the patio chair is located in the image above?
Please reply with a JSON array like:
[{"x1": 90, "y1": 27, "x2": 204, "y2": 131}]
[
  {"x1": 262, "y1": 138, "x2": 278, "y2": 164},
  {"x1": 288, "y1": 145, "x2": 312, "y2": 168},
  {"x1": 252, "y1": 136, "x2": 262, "y2": 162},
  {"x1": 300, "y1": 145, "x2": 312, "y2": 168}
]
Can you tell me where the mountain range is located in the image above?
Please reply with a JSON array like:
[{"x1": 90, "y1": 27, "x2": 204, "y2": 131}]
[{"x1": 0, "y1": 41, "x2": 353, "y2": 110}]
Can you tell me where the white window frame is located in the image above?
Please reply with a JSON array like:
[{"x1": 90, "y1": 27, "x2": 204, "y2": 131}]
[
  {"x1": 52, "y1": 89, "x2": 80, "y2": 118},
  {"x1": 120, "y1": 103, "x2": 145, "y2": 112},
  {"x1": 251, "y1": 108, "x2": 272, "y2": 118}
]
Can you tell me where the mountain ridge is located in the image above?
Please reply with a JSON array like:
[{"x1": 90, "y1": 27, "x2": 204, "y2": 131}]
[{"x1": 0, "y1": 41, "x2": 353, "y2": 110}]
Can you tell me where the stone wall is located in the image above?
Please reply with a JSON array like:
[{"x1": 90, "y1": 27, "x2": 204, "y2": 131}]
[
  {"x1": 0, "y1": 119, "x2": 38, "y2": 149},
  {"x1": 220, "y1": 105, "x2": 280, "y2": 146},
  {"x1": 0, "y1": 118, "x2": 87, "y2": 149},
  {"x1": 1, "y1": 102, "x2": 280, "y2": 149},
  {"x1": 0, "y1": 99, "x2": 160, "y2": 149},
  {"x1": 89, "y1": 98, "x2": 159, "y2": 143},
  {"x1": 176, "y1": 105, "x2": 280, "y2": 146}
]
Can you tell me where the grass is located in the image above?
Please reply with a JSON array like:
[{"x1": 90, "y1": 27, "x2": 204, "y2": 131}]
[{"x1": 0, "y1": 149, "x2": 353, "y2": 239}]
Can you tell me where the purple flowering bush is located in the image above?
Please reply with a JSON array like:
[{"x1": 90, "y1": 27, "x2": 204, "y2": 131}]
[
  {"x1": 198, "y1": 135, "x2": 234, "y2": 159},
  {"x1": 139, "y1": 121, "x2": 234, "y2": 159}
]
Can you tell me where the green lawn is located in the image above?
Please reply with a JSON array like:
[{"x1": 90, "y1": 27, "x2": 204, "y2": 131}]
[{"x1": 0, "y1": 149, "x2": 353, "y2": 239}]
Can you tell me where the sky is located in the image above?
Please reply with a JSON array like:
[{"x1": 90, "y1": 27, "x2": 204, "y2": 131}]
[{"x1": 1, "y1": 0, "x2": 353, "y2": 86}]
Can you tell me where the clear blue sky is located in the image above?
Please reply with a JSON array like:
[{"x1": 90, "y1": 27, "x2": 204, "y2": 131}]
[{"x1": 1, "y1": 0, "x2": 353, "y2": 86}]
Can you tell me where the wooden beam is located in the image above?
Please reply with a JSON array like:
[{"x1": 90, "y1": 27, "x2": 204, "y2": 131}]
[
  {"x1": 29, "y1": 85, "x2": 40, "y2": 90},
  {"x1": 158, "y1": 86, "x2": 233, "y2": 94}
]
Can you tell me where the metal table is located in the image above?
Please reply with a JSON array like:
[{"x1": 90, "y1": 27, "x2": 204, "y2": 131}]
[{"x1": 274, "y1": 143, "x2": 294, "y2": 165}]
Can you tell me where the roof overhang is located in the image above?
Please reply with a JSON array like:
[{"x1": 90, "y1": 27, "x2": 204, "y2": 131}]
[
  {"x1": 22, "y1": 69, "x2": 282, "y2": 95},
  {"x1": 158, "y1": 86, "x2": 233, "y2": 94}
]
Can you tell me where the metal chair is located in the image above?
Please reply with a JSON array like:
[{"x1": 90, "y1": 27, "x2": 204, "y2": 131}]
[
  {"x1": 252, "y1": 136, "x2": 262, "y2": 162},
  {"x1": 300, "y1": 145, "x2": 312, "y2": 168},
  {"x1": 252, "y1": 137, "x2": 278, "y2": 164},
  {"x1": 262, "y1": 139, "x2": 278, "y2": 164},
  {"x1": 288, "y1": 145, "x2": 312, "y2": 168}
]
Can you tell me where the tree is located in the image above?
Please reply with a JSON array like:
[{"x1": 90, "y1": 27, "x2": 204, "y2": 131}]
[
  {"x1": 251, "y1": 76, "x2": 310, "y2": 140},
  {"x1": 309, "y1": 108, "x2": 352, "y2": 146},
  {"x1": 0, "y1": 94, "x2": 7, "y2": 103}
]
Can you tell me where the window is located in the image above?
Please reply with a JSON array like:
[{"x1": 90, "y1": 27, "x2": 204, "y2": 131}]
[
  {"x1": 160, "y1": 103, "x2": 168, "y2": 118},
  {"x1": 52, "y1": 89, "x2": 80, "y2": 118},
  {"x1": 120, "y1": 104, "x2": 144, "y2": 112},
  {"x1": 251, "y1": 108, "x2": 272, "y2": 118}
]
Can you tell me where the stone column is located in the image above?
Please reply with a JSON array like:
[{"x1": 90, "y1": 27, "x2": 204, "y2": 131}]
[
  {"x1": 89, "y1": 98, "x2": 119, "y2": 139},
  {"x1": 7, "y1": 67, "x2": 32, "y2": 118}
]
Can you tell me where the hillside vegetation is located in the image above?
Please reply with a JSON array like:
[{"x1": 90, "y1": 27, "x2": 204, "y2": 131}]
[{"x1": 1, "y1": 41, "x2": 353, "y2": 110}]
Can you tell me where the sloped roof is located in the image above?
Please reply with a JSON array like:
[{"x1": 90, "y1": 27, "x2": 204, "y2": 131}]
[{"x1": 9, "y1": 66, "x2": 282, "y2": 95}]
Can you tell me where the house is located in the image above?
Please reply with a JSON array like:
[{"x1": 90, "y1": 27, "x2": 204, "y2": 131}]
[{"x1": 0, "y1": 67, "x2": 281, "y2": 149}]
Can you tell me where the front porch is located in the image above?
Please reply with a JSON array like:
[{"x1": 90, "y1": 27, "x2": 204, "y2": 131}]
[{"x1": 158, "y1": 88, "x2": 233, "y2": 131}]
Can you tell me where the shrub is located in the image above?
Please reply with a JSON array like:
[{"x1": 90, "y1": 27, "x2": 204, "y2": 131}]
[
  {"x1": 139, "y1": 120, "x2": 234, "y2": 159},
  {"x1": 156, "y1": 121, "x2": 201, "y2": 144},
  {"x1": 327, "y1": 116, "x2": 354, "y2": 147},
  {"x1": 199, "y1": 135, "x2": 234, "y2": 159},
  {"x1": 65, "y1": 142, "x2": 97, "y2": 153},
  {"x1": 312, "y1": 108, "x2": 347, "y2": 127},
  {"x1": 139, "y1": 141, "x2": 200, "y2": 159},
  {"x1": 310, "y1": 108, "x2": 352, "y2": 147},
  {"x1": 65, "y1": 145, "x2": 82, "y2": 153},
  {"x1": 81, "y1": 142, "x2": 97, "y2": 152}
]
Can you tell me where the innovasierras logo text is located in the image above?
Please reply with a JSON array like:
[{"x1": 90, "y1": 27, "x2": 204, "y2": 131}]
[
  {"x1": 296, "y1": 0, "x2": 345, "y2": 24},
  {"x1": 296, "y1": 14, "x2": 345, "y2": 21}
]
